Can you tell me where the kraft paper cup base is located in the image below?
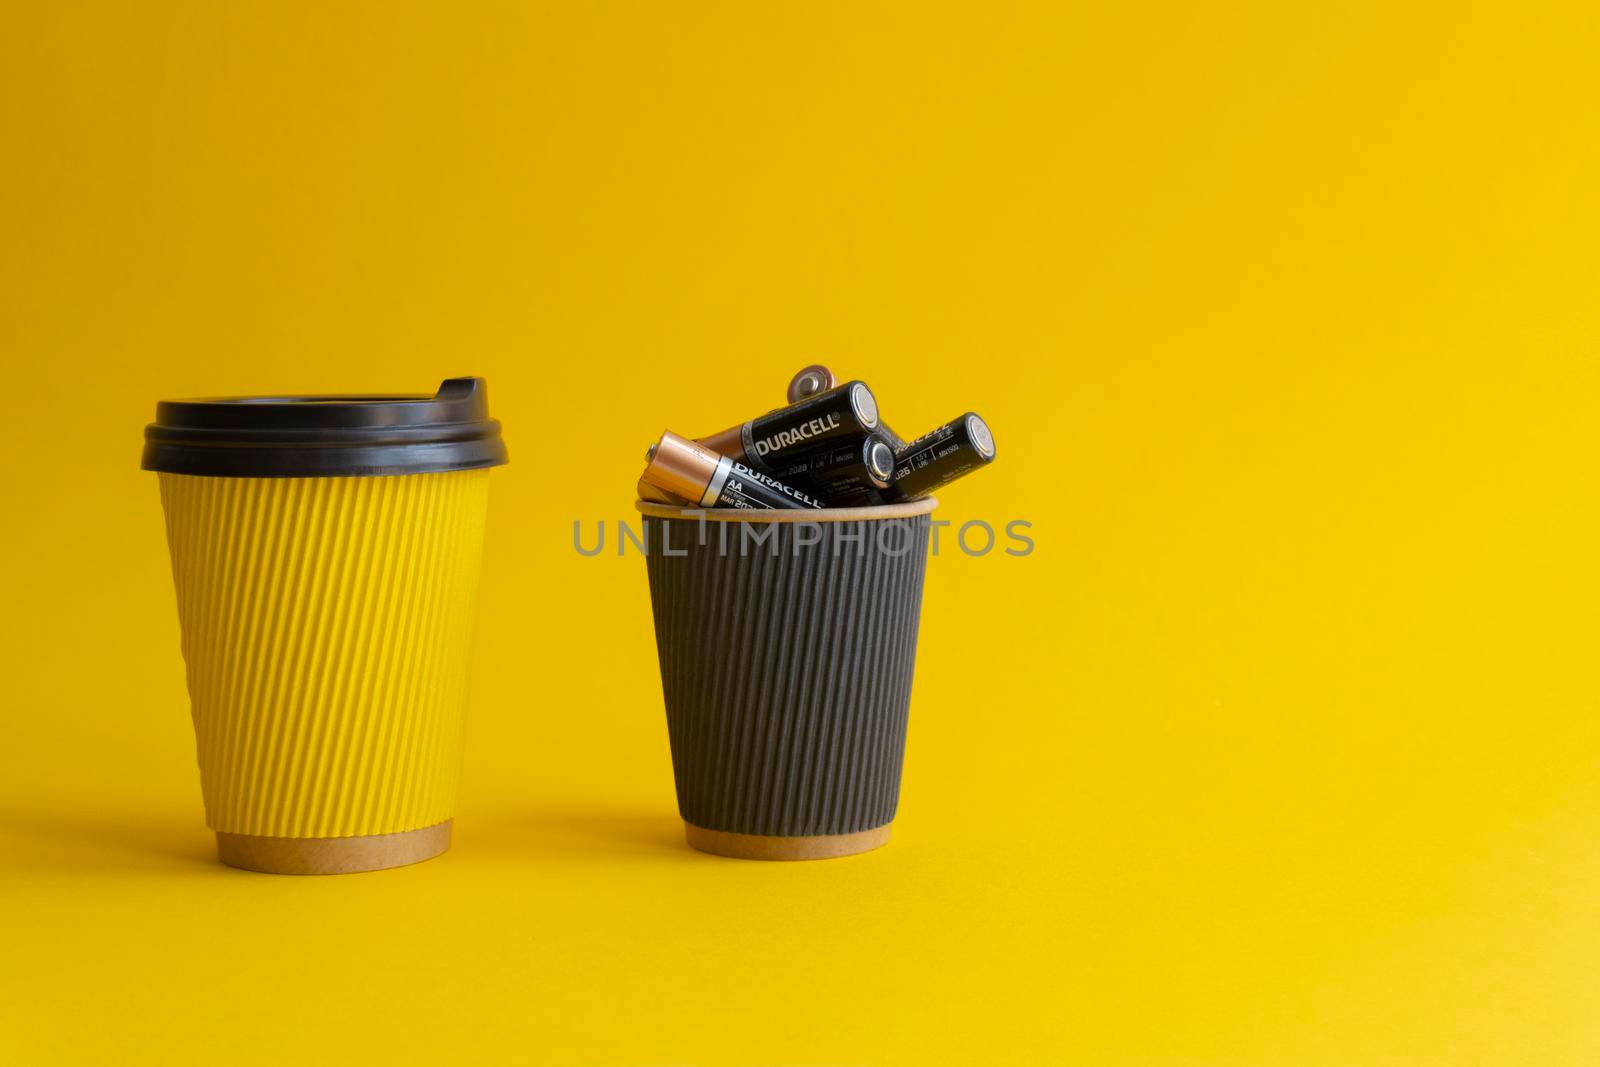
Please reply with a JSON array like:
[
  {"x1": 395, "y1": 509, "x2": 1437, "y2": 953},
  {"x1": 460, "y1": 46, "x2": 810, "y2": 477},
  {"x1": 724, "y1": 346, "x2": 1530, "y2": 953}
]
[
  {"x1": 684, "y1": 822, "x2": 892, "y2": 860},
  {"x1": 215, "y1": 820, "x2": 453, "y2": 875}
]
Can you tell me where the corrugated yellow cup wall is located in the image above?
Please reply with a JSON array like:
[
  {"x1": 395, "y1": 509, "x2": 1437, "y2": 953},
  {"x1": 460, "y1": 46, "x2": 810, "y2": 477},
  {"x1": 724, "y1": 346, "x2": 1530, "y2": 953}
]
[{"x1": 157, "y1": 470, "x2": 490, "y2": 838}]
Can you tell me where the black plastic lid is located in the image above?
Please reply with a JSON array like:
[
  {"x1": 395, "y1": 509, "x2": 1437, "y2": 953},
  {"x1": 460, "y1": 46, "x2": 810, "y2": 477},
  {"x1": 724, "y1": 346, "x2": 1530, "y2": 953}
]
[{"x1": 142, "y1": 377, "x2": 509, "y2": 477}]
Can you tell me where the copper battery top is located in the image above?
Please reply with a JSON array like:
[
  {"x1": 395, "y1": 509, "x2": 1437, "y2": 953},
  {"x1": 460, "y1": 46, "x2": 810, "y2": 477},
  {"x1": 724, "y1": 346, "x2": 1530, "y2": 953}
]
[
  {"x1": 695, "y1": 423, "x2": 745, "y2": 458},
  {"x1": 786, "y1": 365, "x2": 838, "y2": 403},
  {"x1": 641, "y1": 431, "x2": 720, "y2": 502}
]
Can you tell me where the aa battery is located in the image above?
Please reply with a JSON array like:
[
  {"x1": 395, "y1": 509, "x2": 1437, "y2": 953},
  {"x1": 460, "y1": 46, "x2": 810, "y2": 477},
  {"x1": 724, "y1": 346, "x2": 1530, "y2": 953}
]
[
  {"x1": 883, "y1": 412, "x2": 997, "y2": 502},
  {"x1": 783, "y1": 365, "x2": 905, "y2": 450},
  {"x1": 767, "y1": 430, "x2": 898, "y2": 506},
  {"x1": 697, "y1": 380, "x2": 880, "y2": 474},
  {"x1": 642, "y1": 431, "x2": 824, "y2": 510}
]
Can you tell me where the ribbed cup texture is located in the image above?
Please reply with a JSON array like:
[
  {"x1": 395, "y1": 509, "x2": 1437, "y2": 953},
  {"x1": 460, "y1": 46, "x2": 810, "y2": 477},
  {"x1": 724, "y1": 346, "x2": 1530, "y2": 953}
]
[
  {"x1": 643, "y1": 514, "x2": 930, "y2": 837},
  {"x1": 157, "y1": 470, "x2": 490, "y2": 838}
]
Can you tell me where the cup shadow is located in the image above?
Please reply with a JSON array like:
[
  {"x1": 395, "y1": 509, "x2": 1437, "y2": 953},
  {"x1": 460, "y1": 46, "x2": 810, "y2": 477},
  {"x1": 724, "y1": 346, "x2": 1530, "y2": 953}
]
[{"x1": 1, "y1": 805, "x2": 218, "y2": 875}]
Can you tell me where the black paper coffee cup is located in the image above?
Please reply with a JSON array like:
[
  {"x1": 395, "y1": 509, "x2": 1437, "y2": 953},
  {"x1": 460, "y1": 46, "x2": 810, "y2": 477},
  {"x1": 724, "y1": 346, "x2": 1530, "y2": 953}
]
[{"x1": 638, "y1": 498, "x2": 936, "y2": 860}]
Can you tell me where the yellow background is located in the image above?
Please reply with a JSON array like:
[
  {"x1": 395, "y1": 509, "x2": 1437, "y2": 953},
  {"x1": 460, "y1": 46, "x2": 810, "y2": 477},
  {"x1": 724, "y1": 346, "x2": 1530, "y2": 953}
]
[{"x1": 2, "y1": 3, "x2": 1597, "y2": 1064}]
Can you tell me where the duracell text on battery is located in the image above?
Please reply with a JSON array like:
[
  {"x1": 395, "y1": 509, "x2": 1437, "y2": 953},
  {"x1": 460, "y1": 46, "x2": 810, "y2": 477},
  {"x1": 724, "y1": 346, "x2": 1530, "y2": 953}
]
[
  {"x1": 642, "y1": 431, "x2": 824, "y2": 510},
  {"x1": 697, "y1": 381, "x2": 879, "y2": 475},
  {"x1": 883, "y1": 413, "x2": 997, "y2": 502}
]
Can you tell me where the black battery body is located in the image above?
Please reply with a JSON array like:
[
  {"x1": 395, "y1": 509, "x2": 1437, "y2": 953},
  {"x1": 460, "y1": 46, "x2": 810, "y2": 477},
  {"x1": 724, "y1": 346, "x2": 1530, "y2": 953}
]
[
  {"x1": 768, "y1": 430, "x2": 898, "y2": 506},
  {"x1": 877, "y1": 420, "x2": 907, "y2": 452},
  {"x1": 883, "y1": 412, "x2": 997, "y2": 502},
  {"x1": 707, "y1": 457, "x2": 825, "y2": 510},
  {"x1": 721, "y1": 380, "x2": 882, "y2": 475}
]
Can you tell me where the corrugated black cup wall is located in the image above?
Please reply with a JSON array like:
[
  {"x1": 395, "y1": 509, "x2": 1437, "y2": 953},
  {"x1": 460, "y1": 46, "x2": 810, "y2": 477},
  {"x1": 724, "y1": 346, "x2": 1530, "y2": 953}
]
[{"x1": 640, "y1": 499, "x2": 936, "y2": 858}]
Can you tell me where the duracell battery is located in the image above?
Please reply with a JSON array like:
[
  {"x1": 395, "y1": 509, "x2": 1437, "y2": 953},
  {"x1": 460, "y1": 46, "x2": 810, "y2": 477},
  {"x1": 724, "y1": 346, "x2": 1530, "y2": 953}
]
[
  {"x1": 767, "y1": 430, "x2": 898, "y2": 506},
  {"x1": 883, "y1": 412, "x2": 997, "y2": 502},
  {"x1": 698, "y1": 380, "x2": 881, "y2": 475},
  {"x1": 642, "y1": 431, "x2": 824, "y2": 510},
  {"x1": 783, "y1": 365, "x2": 905, "y2": 450}
]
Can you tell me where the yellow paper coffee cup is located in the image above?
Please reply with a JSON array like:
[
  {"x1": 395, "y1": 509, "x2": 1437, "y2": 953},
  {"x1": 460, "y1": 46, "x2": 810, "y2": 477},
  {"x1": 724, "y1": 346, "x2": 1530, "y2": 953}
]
[{"x1": 143, "y1": 378, "x2": 507, "y2": 874}]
